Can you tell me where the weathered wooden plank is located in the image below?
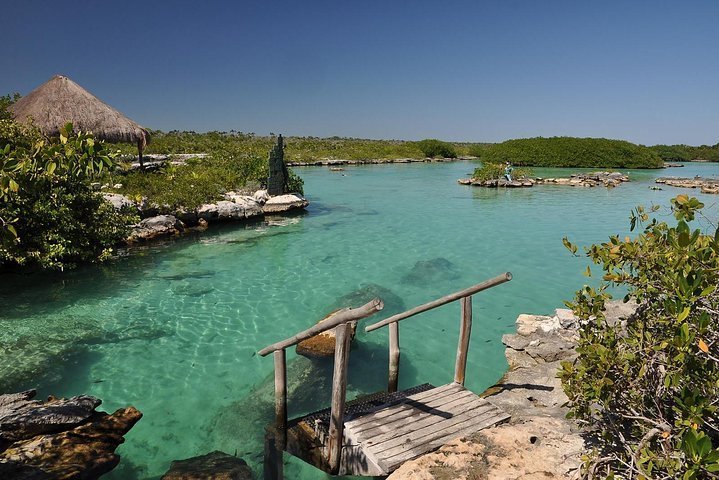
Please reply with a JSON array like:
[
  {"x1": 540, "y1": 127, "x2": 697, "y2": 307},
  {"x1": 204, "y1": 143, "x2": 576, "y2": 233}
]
[
  {"x1": 358, "y1": 396, "x2": 495, "y2": 445},
  {"x1": 371, "y1": 401, "x2": 505, "y2": 457},
  {"x1": 345, "y1": 383, "x2": 462, "y2": 427},
  {"x1": 454, "y1": 296, "x2": 473, "y2": 385},
  {"x1": 259, "y1": 298, "x2": 383, "y2": 356},
  {"x1": 379, "y1": 410, "x2": 510, "y2": 469},
  {"x1": 345, "y1": 384, "x2": 464, "y2": 431},
  {"x1": 365, "y1": 273, "x2": 512, "y2": 332},
  {"x1": 388, "y1": 322, "x2": 400, "y2": 393},
  {"x1": 374, "y1": 404, "x2": 509, "y2": 461},
  {"x1": 350, "y1": 390, "x2": 480, "y2": 438},
  {"x1": 327, "y1": 323, "x2": 352, "y2": 474}
]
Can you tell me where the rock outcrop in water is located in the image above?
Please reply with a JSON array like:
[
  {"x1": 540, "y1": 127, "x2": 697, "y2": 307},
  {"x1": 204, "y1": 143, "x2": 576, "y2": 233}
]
[
  {"x1": 655, "y1": 176, "x2": 719, "y2": 194},
  {"x1": 0, "y1": 390, "x2": 141, "y2": 479},
  {"x1": 388, "y1": 301, "x2": 637, "y2": 480},
  {"x1": 161, "y1": 451, "x2": 253, "y2": 480},
  {"x1": 458, "y1": 171, "x2": 629, "y2": 188}
]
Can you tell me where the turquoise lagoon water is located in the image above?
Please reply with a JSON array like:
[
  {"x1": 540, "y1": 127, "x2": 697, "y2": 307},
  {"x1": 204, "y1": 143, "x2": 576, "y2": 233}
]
[{"x1": 1, "y1": 161, "x2": 717, "y2": 479}]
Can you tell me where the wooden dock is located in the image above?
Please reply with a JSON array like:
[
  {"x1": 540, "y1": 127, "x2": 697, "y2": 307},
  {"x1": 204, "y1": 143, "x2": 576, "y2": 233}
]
[
  {"x1": 259, "y1": 273, "x2": 513, "y2": 479},
  {"x1": 286, "y1": 382, "x2": 509, "y2": 476}
]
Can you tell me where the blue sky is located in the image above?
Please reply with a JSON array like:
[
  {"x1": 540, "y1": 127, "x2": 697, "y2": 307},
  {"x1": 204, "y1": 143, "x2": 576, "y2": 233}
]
[{"x1": 2, "y1": 1, "x2": 718, "y2": 145}]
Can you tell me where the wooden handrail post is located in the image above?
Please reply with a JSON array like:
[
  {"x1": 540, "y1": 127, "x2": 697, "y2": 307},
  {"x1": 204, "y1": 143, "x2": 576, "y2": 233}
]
[
  {"x1": 274, "y1": 349, "x2": 287, "y2": 438},
  {"x1": 388, "y1": 322, "x2": 400, "y2": 393},
  {"x1": 327, "y1": 323, "x2": 352, "y2": 474},
  {"x1": 454, "y1": 296, "x2": 473, "y2": 385}
]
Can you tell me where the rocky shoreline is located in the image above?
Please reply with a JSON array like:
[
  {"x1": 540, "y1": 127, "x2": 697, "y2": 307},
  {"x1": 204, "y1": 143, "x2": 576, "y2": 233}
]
[
  {"x1": 655, "y1": 176, "x2": 719, "y2": 194},
  {"x1": 288, "y1": 156, "x2": 472, "y2": 167},
  {"x1": 103, "y1": 190, "x2": 309, "y2": 243},
  {"x1": 0, "y1": 390, "x2": 141, "y2": 479},
  {"x1": 458, "y1": 171, "x2": 629, "y2": 189},
  {"x1": 388, "y1": 301, "x2": 636, "y2": 480}
]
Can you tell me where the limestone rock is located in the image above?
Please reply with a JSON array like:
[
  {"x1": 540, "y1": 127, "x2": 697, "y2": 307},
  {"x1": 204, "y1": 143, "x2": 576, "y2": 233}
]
[
  {"x1": 129, "y1": 215, "x2": 185, "y2": 242},
  {"x1": 252, "y1": 190, "x2": 270, "y2": 204},
  {"x1": 161, "y1": 451, "x2": 252, "y2": 480},
  {"x1": 102, "y1": 193, "x2": 138, "y2": 211},
  {"x1": 261, "y1": 194, "x2": 309, "y2": 214},
  {"x1": 656, "y1": 176, "x2": 719, "y2": 193},
  {"x1": 0, "y1": 390, "x2": 141, "y2": 480},
  {"x1": 0, "y1": 393, "x2": 100, "y2": 443},
  {"x1": 198, "y1": 197, "x2": 263, "y2": 222}
]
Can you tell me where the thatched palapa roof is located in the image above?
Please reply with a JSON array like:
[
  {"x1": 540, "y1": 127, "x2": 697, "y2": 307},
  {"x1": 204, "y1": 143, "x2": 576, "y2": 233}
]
[{"x1": 11, "y1": 75, "x2": 150, "y2": 148}]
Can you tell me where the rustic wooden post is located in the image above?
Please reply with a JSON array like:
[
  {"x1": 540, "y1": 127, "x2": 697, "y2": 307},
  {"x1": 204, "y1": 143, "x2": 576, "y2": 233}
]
[
  {"x1": 274, "y1": 349, "x2": 287, "y2": 438},
  {"x1": 454, "y1": 296, "x2": 473, "y2": 385},
  {"x1": 388, "y1": 322, "x2": 400, "y2": 393},
  {"x1": 327, "y1": 323, "x2": 351, "y2": 474}
]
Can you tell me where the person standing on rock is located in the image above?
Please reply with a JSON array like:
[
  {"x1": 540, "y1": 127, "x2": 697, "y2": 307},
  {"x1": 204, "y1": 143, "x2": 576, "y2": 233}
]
[{"x1": 504, "y1": 162, "x2": 513, "y2": 182}]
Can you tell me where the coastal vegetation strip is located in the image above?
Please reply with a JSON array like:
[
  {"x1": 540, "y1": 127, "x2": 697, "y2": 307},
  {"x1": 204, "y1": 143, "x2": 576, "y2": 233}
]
[{"x1": 476, "y1": 136, "x2": 664, "y2": 168}]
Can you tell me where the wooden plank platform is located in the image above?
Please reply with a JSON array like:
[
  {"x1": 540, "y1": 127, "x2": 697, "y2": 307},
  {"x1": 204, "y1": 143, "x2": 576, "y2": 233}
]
[{"x1": 285, "y1": 382, "x2": 509, "y2": 476}]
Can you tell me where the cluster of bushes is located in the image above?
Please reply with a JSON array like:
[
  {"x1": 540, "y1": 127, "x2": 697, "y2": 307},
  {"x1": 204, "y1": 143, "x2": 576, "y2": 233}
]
[
  {"x1": 414, "y1": 139, "x2": 457, "y2": 158},
  {"x1": 478, "y1": 137, "x2": 664, "y2": 168},
  {"x1": 650, "y1": 143, "x2": 719, "y2": 162},
  {"x1": 561, "y1": 197, "x2": 719, "y2": 478},
  {"x1": 1, "y1": 121, "x2": 138, "y2": 270},
  {"x1": 471, "y1": 162, "x2": 532, "y2": 182},
  {"x1": 114, "y1": 131, "x2": 470, "y2": 162}
]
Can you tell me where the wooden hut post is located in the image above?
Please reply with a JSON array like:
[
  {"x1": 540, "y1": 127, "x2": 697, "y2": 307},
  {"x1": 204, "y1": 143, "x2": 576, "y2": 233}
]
[
  {"x1": 327, "y1": 323, "x2": 352, "y2": 474},
  {"x1": 388, "y1": 322, "x2": 400, "y2": 393},
  {"x1": 454, "y1": 296, "x2": 473, "y2": 385}
]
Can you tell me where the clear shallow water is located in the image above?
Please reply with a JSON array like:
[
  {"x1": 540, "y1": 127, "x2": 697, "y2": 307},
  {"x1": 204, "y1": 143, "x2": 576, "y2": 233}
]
[{"x1": 1, "y1": 161, "x2": 717, "y2": 479}]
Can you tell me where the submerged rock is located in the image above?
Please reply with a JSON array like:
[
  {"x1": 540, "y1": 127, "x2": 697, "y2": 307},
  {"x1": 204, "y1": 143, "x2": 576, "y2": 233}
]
[
  {"x1": 0, "y1": 390, "x2": 141, "y2": 479},
  {"x1": 161, "y1": 451, "x2": 253, "y2": 480},
  {"x1": 402, "y1": 258, "x2": 460, "y2": 287},
  {"x1": 332, "y1": 283, "x2": 406, "y2": 318},
  {"x1": 296, "y1": 309, "x2": 358, "y2": 358}
]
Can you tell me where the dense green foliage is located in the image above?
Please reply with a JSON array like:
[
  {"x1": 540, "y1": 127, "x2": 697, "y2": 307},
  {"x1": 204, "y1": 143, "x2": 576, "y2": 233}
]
[
  {"x1": 1, "y1": 123, "x2": 137, "y2": 270},
  {"x1": 414, "y1": 139, "x2": 457, "y2": 158},
  {"x1": 481, "y1": 137, "x2": 663, "y2": 168},
  {"x1": 0, "y1": 92, "x2": 20, "y2": 121},
  {"x1": 471, "y1": 162, "x2": 532, "y2": 182},
  {"x1": 107, "y1": 137, "x2": 303, "y2": 211},
  {"x1": 651, "y1": 143, "x2": 719, "y2": 162},
  {"x1": 113, "y1": 130, "x2": 472, "y2": 161},
  {"x1": 561, "y1": 197, "x2": 719, "y2": 479}
]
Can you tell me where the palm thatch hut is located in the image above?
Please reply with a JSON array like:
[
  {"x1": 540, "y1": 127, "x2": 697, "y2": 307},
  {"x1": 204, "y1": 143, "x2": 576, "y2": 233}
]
[{"x1": 11, "y1": 75, "x2": 151, "y2": 165}]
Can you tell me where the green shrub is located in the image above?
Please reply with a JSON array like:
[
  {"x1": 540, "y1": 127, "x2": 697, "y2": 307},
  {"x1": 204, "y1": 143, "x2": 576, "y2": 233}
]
[
  {"x1": 1, "y1": 123, "x2": 138, "y2": 270},
  {"x1": 472, "y1": 162, "x2": 532, "y2": 182},
  {"x1": 561, "y1": 196, "x2": 719, "y2": 478},
  {"x1": 414, "y1": 139, "x2": 457, "y2": 158},
  {"x1": 483, "y1": 137, "x2": 663, "y2": 168}
]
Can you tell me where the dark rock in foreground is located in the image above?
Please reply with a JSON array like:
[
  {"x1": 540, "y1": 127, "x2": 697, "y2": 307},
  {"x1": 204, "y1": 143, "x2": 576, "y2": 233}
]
[
  {"x1": 161, "y1": 451, "x2": 253, "y2": 480},
  {"x1": 0, "y1": 390, "x2": 141, "y2": 479}
]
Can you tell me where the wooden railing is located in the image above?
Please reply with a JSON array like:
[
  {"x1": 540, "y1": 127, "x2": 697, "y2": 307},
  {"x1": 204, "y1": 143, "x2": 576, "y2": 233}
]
[
  {"x1": 365, "y1": 272, "x2": 512, "y2": 391},
  {"x1": 259, "y1": 298, "x2": 384, "y2": 475},
  {"x1": 258, "y1": 272, "x2": 512, "y2": 476}
]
